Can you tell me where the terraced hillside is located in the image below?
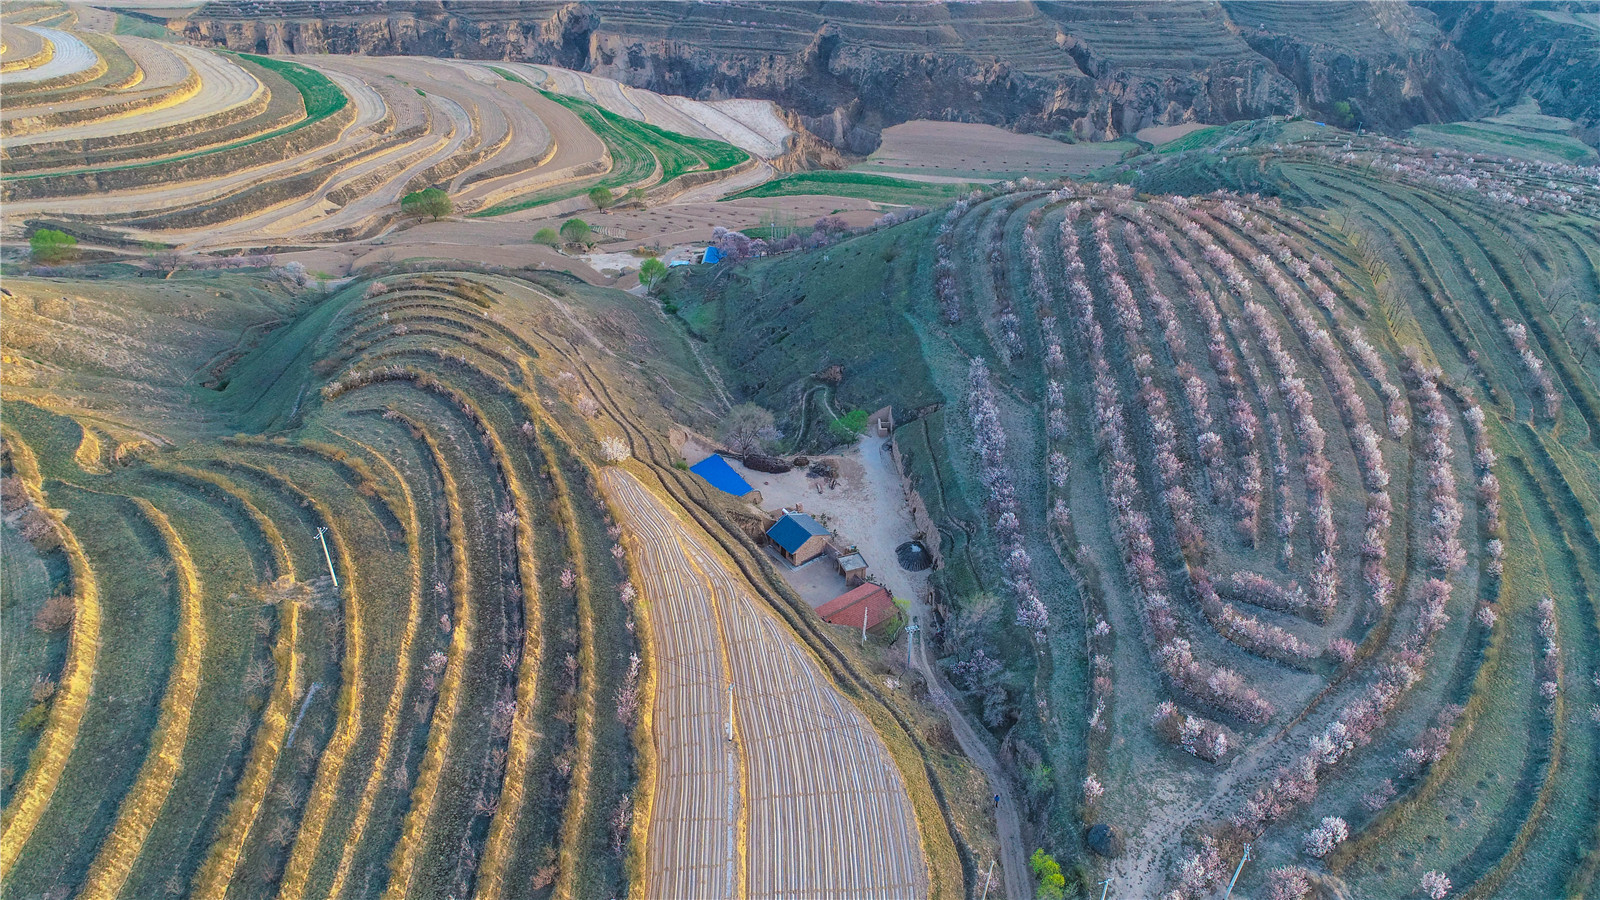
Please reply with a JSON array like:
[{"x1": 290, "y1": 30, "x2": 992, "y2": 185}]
[
  {"x1": 673, "y1": 126, "x2": 1600, "y2": 898},
  {"x1": 0, "y1": 22, "x2": 774, "y2": 249},
  {"x1": 0, "y1": 264, "x2": 969, "y2": 898},
  {"x1": 181, "y1": 0, "x2": 1490, "y2": 153}
]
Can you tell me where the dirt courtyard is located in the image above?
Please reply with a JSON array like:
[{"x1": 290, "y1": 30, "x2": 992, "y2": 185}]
[{"x1": 683, "y1": 436, "x2": 931, "y2": 613}]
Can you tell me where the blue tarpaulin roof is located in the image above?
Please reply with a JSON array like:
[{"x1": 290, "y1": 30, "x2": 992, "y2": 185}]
[
  {"x1": 690, "y1": 455, "x2": 754, "y2": 497},
  {"x1": 766, "y1": 511, "x2": 829, "y2": 554},
  {"x1": 703, "y1": 245, "x2": 724, "y2": 264}
]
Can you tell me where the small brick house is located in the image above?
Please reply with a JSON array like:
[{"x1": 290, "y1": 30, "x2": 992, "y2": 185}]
[
  {"x1": 817, "y1": 583, "x2": 896, "y2": 631},
  {"x1": 766, "y1": 510, "x2": 830, "y2": 566}
]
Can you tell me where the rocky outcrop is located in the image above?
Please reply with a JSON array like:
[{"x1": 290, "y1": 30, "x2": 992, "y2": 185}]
[
  {"x1": 182, "y1": 1, "x2": 1492, "y2": 153},
  {"x1": 1421, "y1": 1, "x2": 1599, "y2": 146},
  {"x1": 1221, "y1": 1, "x2": 1482, "y2": 131}
]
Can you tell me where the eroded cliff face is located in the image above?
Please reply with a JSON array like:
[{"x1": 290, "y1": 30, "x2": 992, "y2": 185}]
[
  {"x1": 1422, "y1": 0, "x2": 1599, "y2": 147},
  {"x1": 1223, "y1": 0, "x2": 1482, "y2": 132},
  {"x1": 182, "y1": 0, "x2": 1489, "y2": 153}
]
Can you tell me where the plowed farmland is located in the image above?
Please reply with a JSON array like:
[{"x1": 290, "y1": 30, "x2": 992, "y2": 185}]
[
  {"x1": 0, "y1": 259, "x2": 967, "y2": 899},
  {"x1": 606, "y1": 467, "x2": 926, "y2": 898},
  {"x1": 1, "y1": 23, "x2": 780, "y2": 251}
]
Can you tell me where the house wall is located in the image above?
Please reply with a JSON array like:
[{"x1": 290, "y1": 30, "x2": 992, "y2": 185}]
[{"x1": 791, "y1": 534, "x2": 829, "y2": 565}]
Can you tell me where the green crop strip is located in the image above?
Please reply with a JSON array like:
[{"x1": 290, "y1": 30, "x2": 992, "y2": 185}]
[
  {"x1": 1412, "y1": 122, "x2": 1596, "y2": 164},
  {"x1": 3, "y1": 53, "x2": 348, "y2": 182},
  {"x1": 238, "y1": 53, "x2": 345, "y2": 120},
  {"x1": 1155, "y1": 125, "x2": 1224, "y2": 154},
  {"x1": 474, "y1": 67, "x2": 748, "y2": 217},
  {"x1": 724, "y1": 171, "x2": 984, "y2": 205}
]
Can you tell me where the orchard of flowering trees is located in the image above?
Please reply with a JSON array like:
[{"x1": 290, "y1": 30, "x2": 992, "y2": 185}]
[
  {"x1": 967, "y1": 358, "x2": 1049, "y2": 635},
  {"x1": 922, "y1": 130, "x2": 1597, "y2": 899}
]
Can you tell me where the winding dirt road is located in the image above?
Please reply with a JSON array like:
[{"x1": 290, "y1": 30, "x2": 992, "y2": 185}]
[{"x1": 912, "y1": 628, "x2": 1031, "y2": 900}]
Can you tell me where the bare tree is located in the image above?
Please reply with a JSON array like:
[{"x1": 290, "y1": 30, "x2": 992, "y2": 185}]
[{"x1": 717, "y1": 403, "x2": 780, "y2": 455}]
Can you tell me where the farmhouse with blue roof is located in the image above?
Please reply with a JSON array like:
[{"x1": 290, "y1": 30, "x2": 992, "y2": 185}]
[{"x1": 766, "y1": 509, "x2": 830, "y2": 566}]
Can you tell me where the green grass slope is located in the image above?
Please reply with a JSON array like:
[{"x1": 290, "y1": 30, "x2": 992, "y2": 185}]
[{"x1": 725, "y1": 171, "x2": 986, "y2": 205}]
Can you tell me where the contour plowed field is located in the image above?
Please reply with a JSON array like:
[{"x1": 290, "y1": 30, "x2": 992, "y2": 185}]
[
  {"x1": 2, "y1": 27, "x2": 94, "y2": 84},
  {"x1": 605, "y1": 468, "x2": 927, "y2": 899},
  {"x1": 1, "y1": 33, "x2": 771, "y2": 249}
]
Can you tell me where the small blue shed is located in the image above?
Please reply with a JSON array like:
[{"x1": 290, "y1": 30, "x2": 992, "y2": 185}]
[{"x1": 702, "y1": 245, "x2": 724, "y2": 264}]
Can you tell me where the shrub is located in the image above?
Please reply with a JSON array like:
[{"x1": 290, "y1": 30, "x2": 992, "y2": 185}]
[
  {"x1": 829, "y1": 409, "x2": 869, "y2": 443},
  {"x1": 1267, "y1": 866, "x2": 1312, "y2": 900},
  {"x1": 32, "y1": 593, "x2": 76, "y2": 632},
  {"x1": 400, "y1": 187, "x2": 451, "y2": 220},
  {"x1": 599, "y1": 436, "x2": 631, "y2": 463},
  {"x1": 1421, "y1": 870, "x2": 1451, "y2": 899},
  {"x1": 1081, "y1": 773, "x2": 1103, "y2": 804},
  {"x1": 1304, "y1": 816, "x2": 1348, "y2": 858},
  {"x1": 1030, "y1": 849, "x2": 1066, "y2": 900},
  {"x1": 17, "y1": 703, "x2": 50, "y2": 731},
  {"x1": 534, "y1": 227, "x2": 561, "y2": 247},
  {"x1": 30, "y1": 229, "x2": 77, "y2": 264},
  {"x1": 559, "y1": 218, "x2": 593, "y2": 247},
  {"x1": 31, "y1": 676, "x2": 56, "y2": 703}
]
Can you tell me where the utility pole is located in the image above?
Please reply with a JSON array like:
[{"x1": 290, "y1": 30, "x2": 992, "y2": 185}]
[
  {"x1": 1222, "y1": 843, "x2": 1251, "y2": 900},
  {"x1": 862, "y1": 604, "x2": 868, "y2": 645},
  {"x1": 979, "y1": 860, "x2": 995, "y2": 900},
  {"x1": 1098, "y1": 878, "x2": 1111, "y2": 900},
  {"x1": 726, "y1": 683, "x2": 734, "y2": 742},
  {"x1": 315, "y1": 526, "x2": 338, "y2": 587},
  {"x1": 906, "y1": 618, "x2": 920, "y2": 669}
]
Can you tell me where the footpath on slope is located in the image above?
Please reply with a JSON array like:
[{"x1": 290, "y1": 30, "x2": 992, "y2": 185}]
[
  {"x1": 852, "y1": 433, "x2": 1032, "y2": 900},
  {"x1": 913, "y1": 628, "x2": 1030, "y2": 900}
]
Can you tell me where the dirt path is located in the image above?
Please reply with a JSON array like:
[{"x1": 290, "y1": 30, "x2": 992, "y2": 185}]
[
  {"x1": 862, "y1": 432, "x2": 1029, "y2": 899},
  {"x1": 912, "y1": 632, "x2": 1031, "y2": 900}
]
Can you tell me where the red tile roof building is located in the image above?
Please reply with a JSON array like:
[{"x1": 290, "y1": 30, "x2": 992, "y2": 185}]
[{"x1": 816, "y1": 583, "x2": 896, "y2": 631}]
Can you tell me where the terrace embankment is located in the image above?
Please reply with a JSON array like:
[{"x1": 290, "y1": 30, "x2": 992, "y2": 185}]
[
  {"x1": 181, "y1": 0, "x2": 1494, "y2": 152},
  {"x1": 0, "y1": 263, "x2": 980, "y2": 899}
]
